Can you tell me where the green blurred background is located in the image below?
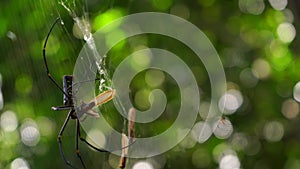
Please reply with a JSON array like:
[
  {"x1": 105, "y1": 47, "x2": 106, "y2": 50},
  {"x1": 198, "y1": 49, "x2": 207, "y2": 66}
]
[{"x1": 1, "y1": 0, "x2": 300, "y2": 169}]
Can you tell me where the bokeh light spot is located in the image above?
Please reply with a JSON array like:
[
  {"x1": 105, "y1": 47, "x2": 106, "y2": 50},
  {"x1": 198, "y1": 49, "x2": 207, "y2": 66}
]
[
  {"x1": 170, "y1": 4, "x2": 190, "y2": 19},
  {"x1": 263, "y1": 121, "x2": 284, "y2": 142},
  {"x1": 219, "y1": 154, "x2": 240, "y2": 169},
  {"x1": 281, "y1": 99, "x2": 299, "y2": 119},
  {"x1": 0, "y1": 110, "x2": 18, "y2": 132},
  {"x1": 104, "y1": 29, "x2": 126, "y2": 51},
  {"x1": 213, "y1": 143, "x2": 237, "y2": 163},
  {"x1": 191, "y1": 121, "x2": 212, "y2": 143},
  {"x1": 230, "y1": 132, "x2": 248, "y2": 151},
  {"x1": 192, "y1": 148, "x2": 211, "y2": 168},
  {"x1": 36, "y1": 116, "x2": 56, "y2": 137},
  {"x1": 86, "y1": 129, "x2": 106, "y2": 150},
  {"x1": 268, "y1": 0, "x2": 287, "y2": 11},
  {"x1": 199, "y1": 101, "x2": 212, "y2": 120},
  {"x1": 252, "y1": 58, "x2": 271, "y2": 79},
  {"x1": 108, "y1": 154, "x2": 120, "y2": 168},
  {"x1": 239, "y1": 0, "x2": 265, "y2": 15},
  {"x1": 213, "y1": 117, "x2": 233, "y2": 139},
  {"x1": 15, "y1": 74, "x2": 33, "y2": 95},
  {"x1": 134, "y1": 89, "x2": 151, "y2": 110},
  {"x1": 11, "y1": 157, "x2": 29, "y2": 169},
  {"x1": 93, "y1": 8, "x2": 125, "y2": 30},
  {"x1": 132, "y1": 161, "x2": 154, "y2": 169},
  {"x1": 130, "y1": 49, "x2": 151, "y2": 71},
  {"x1": 219, "y1": 89, "x2": 243, "y2": 115},
  {"x1": 152, "y1": 0, "x2": 173, "y2": 11},
  {"x1": 244, "y1": 136, "x2": 261, "y2": 156},
  {"x1": 179, "y1": 131, "x2": 196, "y2": 149},
  {"x1": 21, "y1": 120, "x2": 40, "y2": 147},
  {"x1": 145, "y1": 69, "x2": 165, "y2": 88},
  {"x1": 239, "y1": 68, "x2": 258, "y2": 88},
  {"x1": 0, "y1": 90, "x2": 3, "y2": 110},
  {"x1": 0, "y1": 73, "x2": 3, "y2": 110},
  {"x1": 293, "y1": 82, "x2": 300, "y2": 102},
  {"x1": 277, "y1": 22, "x2": 296, "y2": 43},
  {"x1": 283, "y1": 9, "x2": 294, "y2": 23},
  {"x1": 146, "y1": 155, "x2": 167, "y2": 169}
]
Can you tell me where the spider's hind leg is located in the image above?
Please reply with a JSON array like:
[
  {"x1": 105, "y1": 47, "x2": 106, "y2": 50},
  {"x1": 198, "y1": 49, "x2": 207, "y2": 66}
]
[
  {"x1": 75, "y1": 118, "x2": 87, "y2": 169},
  {"x1": 76, "y1": 118, "x2": 108, "y2": 152},
  {"x1": 58, "y1": 109, "x2": 79, "y2": 169}
]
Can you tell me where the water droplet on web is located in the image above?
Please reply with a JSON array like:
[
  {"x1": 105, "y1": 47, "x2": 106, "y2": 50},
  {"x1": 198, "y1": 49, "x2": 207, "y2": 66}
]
[{"x1": 100, "y1": 69, "x2": 104, "y2": 75}]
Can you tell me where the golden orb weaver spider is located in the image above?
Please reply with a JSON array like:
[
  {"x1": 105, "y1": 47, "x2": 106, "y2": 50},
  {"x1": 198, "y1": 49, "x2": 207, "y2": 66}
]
[{"x1": 43, "y1": 17, "x2": 122, "y2": 169}]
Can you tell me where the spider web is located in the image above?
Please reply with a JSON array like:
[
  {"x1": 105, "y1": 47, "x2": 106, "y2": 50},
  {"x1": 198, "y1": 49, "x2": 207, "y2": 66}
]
[{"x1": 51, "y1": 0, "x2": 129, "y2": 168}]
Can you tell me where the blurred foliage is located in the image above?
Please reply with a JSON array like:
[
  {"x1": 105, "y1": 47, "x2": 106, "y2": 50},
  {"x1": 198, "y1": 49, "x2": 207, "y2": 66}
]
[{"x1": 1, "y1": 0, "x2": 300, "y2": 169}]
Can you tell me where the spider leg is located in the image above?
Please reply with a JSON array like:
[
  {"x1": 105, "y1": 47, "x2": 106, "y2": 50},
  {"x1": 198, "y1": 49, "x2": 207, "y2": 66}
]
[
  {"x1": 58, "y1": 109, "x2": 79, "y2": 169},
  {"x1": 75, "y1": 118, "x2": 87, "y2": 169},
  {"x1": 52, "y1": 105, "x2": 73, "y2": 111},
  {"x1": 43, "y1": 17, "x2": 69, "y2": 97},
  {"x1": 77, "y1": 119, "x2": 108, "y2": 152}
]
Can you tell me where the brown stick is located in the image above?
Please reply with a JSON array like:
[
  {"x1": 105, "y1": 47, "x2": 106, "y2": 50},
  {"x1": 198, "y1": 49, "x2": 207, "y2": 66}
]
[{"x1": 119, "y1": 108, "x2": 136, "y2": 169}]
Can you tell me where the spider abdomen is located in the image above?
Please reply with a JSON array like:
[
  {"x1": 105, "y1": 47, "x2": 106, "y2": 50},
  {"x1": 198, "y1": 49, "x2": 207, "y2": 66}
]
[{"x1": 63, "y1": 75, "x2": 73, "y2": 106}]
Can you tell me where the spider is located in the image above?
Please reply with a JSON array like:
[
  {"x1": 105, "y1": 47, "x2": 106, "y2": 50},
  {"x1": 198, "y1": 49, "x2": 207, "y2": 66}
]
[{"x1": 43, "y1": 17, "x2": 117, "y2": 169}]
